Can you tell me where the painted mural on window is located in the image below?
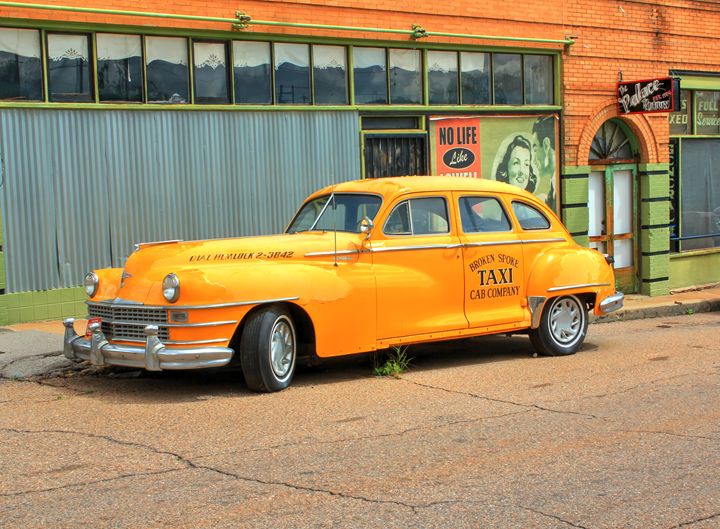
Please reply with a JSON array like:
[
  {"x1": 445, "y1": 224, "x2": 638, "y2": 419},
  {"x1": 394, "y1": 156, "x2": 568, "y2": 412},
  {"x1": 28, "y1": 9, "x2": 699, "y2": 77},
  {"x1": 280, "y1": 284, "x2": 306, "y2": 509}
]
[{"x1": 430, "y1": 115, "x2": 559, "y2": 211}]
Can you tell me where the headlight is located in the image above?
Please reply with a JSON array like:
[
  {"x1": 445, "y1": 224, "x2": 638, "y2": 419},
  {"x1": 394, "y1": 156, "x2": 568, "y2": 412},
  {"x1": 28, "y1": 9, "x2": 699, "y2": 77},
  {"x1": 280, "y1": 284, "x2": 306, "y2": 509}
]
[
  {"x1": 84, "y1": 272, "x2": 99, "y2": 297},
  {"x1": 162, "y1": 273, "x2": 180, "y2": 303}
]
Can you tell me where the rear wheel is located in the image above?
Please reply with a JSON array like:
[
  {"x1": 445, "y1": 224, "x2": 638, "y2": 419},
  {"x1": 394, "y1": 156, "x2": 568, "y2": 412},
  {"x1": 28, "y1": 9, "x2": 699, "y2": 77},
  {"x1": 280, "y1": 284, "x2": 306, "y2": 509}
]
[
  {"x1": 529, "y1": 295, "x2": 587, "y2": 356},
  {"x1": 240, "y1": 305, "x2": 296, "y2": 392}
]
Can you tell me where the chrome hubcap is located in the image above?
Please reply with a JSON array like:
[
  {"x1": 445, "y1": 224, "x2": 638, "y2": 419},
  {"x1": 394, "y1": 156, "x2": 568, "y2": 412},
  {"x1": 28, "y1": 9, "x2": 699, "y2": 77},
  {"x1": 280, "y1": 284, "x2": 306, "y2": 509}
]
[
  {"x1": 549, "y1": 297, "x2": 582, "y2": 345},
  {"x1": 269, "y1": 318, "x2": 294, "y2": 379}
]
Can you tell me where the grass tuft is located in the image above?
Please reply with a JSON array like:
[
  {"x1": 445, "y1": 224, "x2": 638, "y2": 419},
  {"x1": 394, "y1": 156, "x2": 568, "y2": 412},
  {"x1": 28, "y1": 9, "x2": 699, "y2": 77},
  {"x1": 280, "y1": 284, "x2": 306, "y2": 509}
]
[{"x1": 373, "y1": 345, "x2": 412, "y2": 378}]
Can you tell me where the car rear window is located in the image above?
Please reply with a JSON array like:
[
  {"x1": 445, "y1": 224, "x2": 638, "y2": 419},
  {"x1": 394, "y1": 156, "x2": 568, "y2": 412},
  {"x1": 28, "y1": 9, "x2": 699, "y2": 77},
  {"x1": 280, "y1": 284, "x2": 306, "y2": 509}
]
[{"x1": 512, "y1": 201, "x2": 551, "y2": 230}]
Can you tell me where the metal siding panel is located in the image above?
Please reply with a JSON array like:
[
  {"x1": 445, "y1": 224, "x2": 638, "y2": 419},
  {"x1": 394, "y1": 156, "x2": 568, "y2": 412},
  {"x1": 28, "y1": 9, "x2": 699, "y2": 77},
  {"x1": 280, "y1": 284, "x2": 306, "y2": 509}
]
[{"x1": 0, "y1": 109, "x2": 360, "y2": 293}]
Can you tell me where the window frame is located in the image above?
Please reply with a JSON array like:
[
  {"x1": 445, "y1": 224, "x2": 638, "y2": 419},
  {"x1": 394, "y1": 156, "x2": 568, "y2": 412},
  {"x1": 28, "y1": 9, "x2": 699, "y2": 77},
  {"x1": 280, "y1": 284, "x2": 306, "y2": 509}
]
[{"x1": 45, "y1": 31, "x2": 94, "y2": 103}]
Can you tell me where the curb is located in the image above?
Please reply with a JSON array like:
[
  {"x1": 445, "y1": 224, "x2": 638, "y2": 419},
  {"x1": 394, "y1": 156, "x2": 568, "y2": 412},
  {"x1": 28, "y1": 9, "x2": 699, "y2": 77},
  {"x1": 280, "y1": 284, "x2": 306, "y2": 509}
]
[{"x1": 591, "y1": 298, "x2": 720, "y2": 324}]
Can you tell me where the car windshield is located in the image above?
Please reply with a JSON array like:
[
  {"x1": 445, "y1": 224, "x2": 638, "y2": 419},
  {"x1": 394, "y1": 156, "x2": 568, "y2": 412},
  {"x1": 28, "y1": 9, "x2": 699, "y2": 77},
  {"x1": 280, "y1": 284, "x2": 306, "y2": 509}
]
[{"x1": 287, "y1": 193, "x2": 382, "y2": 233}]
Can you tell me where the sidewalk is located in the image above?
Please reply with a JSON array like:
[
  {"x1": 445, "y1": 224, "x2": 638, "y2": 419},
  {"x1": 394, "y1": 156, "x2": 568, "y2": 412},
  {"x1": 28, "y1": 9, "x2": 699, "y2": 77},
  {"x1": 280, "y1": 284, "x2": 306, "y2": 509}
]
[{"x1": 1, "y1": 284, "x2": 719, "y2": 379}]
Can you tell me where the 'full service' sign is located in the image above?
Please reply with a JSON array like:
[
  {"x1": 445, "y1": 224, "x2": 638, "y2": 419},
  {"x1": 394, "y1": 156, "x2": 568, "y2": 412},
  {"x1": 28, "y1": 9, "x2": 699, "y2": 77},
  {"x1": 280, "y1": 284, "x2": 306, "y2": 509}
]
[{"x1": 617, "y1": 77, "x2": 675, "y2": 114}]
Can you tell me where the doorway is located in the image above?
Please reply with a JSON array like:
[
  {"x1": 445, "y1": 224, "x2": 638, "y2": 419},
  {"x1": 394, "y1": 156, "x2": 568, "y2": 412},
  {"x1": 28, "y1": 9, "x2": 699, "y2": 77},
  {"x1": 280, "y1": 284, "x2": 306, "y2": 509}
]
[{"x1": 587, "y1": 120, "x2": 639, "y2": 293}]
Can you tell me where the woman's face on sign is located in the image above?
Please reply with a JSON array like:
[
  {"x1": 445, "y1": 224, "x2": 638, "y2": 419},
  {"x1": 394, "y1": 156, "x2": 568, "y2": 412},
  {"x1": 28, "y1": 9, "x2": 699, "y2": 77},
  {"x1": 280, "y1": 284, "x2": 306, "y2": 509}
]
[{"x1": 507, "y1": 145, "x2": 531, "y2": 188}]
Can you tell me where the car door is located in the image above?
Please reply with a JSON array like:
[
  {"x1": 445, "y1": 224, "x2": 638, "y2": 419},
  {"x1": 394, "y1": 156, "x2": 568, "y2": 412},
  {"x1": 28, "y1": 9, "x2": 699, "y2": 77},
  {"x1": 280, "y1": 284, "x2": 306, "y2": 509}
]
[
  {"x1": 373, "y1": 193, "x2": 467, "y2": 340},
  {"x1": 455, "y1": 193, "x2": 526, "y2": 328}
]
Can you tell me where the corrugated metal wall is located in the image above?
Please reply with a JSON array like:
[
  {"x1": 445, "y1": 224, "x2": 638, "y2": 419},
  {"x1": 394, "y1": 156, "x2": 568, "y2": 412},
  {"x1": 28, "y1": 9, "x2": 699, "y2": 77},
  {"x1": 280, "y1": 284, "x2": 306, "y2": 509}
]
[{"x1": 0, "y1": 109, "x2": 360, "y2": 293}]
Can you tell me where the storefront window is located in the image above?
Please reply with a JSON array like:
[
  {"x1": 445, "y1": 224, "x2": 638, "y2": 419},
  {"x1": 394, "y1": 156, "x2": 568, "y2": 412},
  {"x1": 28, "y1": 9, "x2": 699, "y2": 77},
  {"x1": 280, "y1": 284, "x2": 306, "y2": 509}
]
[
  {"x1": 97, "y1": 33, "x2": 142, "y2": 102},
  {"x1": 0, "y1": 27, "x2": 42, "y2": 101},
  {"x1": 428, "y1": 51, "x2": 458, "y2": 105},
  {"x1": 313, "y1": 45, "x2": 347, "y2": 105},
  {"x1": 146, "y1": 36, "x2": 188, "y2": 104},
  {"x1": 460, "y1": 52, "x2": 490, "y2": 104},
  {"x1": 694, "y1": 91, "x2": 720, "y2": 135},
  {"x1": 493, "y1": 53, "x2": 522, "y2": 105},
  {"x1": 524, "y1": 55, "x2": 553, "y2": 105},
  {"x1": 678, "y1": 139, "x2": 720, "y2": 250},
  {"x1": 275, "y1": 43, "x2": 310, "y2": 104},
  {"x1": 47, "y1": 33, "x2": 92, "y2": 102},
  {"x1": 233, "y1": 41, "x2": 271, "y2": 104},
  {"x1": 669, "y1": 89, "x2": 690, "y2": 135},
  {"x1": 194, "y1": 42, "x2": 229, "y2": 104},
  {"x1": 389, "y1": 49, "x2": 421, "y2": 104},
  {"x1": 353, "y1": 47, "x2": 387, "y2": 105}
]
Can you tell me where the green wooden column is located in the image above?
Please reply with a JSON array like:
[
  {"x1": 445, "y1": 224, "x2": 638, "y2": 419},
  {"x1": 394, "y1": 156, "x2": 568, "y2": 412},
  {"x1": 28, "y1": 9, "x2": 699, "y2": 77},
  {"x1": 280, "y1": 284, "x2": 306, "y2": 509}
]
[
  {"x1": 638, "y1": 163, "x2": 671, "y2": 296},
  {"x1": 560, "y1": 165, "x2": 590, "y2": 247}
]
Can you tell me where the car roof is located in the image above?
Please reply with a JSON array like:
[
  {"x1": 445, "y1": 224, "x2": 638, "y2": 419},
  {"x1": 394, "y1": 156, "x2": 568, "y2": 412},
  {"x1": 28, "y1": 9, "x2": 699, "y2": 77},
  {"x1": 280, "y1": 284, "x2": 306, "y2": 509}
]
[{"x1": 322, "y1": 176, "x2": 538, "y2": 201}]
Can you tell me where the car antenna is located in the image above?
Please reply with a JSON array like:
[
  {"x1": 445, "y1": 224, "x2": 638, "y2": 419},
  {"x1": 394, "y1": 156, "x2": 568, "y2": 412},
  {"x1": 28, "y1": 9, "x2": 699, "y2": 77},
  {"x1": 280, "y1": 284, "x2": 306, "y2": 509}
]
[{"x1": 332, "y1": 193, "x2": 338, "y2": 267}]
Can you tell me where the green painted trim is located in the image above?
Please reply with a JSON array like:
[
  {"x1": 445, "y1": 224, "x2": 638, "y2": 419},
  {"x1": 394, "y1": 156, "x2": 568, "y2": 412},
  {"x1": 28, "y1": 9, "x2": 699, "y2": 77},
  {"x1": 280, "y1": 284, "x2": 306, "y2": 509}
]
[
  {"x1": 0, "y1": 286, "x2": 86, "y2": 325},
  {"x1": 637, "y1": 162, "x2": 669, "y2": 172},
  {"x1": 40, "y1": 28, "x2": 48, "y2": 102},
  {"x1": 677, "y1": 75, "x2": 720, "y2": 91},
  {"x1": 561, "y1": 165, "x2": 591, "y2": 176},
  {"x1": 0, "y1": 18, "x2": 567, "y2": 54},
  {"x1": 669, "y1": 249, "x2": 720, "y2": 290},
  {"x1": 0, "y1": 102, "x2": 562, "y2": 112}
]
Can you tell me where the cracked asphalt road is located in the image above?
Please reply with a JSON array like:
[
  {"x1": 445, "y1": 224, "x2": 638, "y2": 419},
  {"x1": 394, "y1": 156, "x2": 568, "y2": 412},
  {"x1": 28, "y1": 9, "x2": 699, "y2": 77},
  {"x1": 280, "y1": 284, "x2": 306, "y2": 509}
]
[{"x1": 1, "y1": 313, "x2": 719, "y2": 529}]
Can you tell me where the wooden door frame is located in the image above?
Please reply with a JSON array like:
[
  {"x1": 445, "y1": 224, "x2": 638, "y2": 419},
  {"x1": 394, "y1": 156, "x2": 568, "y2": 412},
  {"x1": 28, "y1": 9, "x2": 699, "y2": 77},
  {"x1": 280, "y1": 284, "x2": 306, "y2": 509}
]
[{"x1": 588, "y1": 163, "x2": 639, "y2": 293}]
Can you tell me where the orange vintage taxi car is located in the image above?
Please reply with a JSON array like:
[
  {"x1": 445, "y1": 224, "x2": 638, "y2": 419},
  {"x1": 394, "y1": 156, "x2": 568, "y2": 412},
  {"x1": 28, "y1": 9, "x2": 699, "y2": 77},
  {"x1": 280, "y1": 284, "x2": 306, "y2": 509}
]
[{"x1": 63, "y1": 176, "x2": 624, "y2": 392}]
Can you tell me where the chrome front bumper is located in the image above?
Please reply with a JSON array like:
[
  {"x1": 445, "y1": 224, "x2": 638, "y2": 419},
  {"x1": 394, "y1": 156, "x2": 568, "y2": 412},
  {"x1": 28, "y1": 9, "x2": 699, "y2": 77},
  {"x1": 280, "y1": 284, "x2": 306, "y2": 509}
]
[
  {"x1": 599, "y1": 292, "x2": 625, "y2": 314},
  {"x1": 63, "y1": 318, "x2": 234, "y2": 370}
]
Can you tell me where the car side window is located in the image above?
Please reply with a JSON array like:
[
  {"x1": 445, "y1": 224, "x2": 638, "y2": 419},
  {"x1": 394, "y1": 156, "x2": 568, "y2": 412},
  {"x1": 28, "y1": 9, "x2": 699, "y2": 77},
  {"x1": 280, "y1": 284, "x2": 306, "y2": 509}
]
[
  {"x1": 384, "y1": 197, "x2": 450, "y2": 236},
  {"x1": 512, "y1": 201, "x2": 551, "y2": 230},
  {"x1": 459, "y1": 196, "x2": 511, "y2": 233}
]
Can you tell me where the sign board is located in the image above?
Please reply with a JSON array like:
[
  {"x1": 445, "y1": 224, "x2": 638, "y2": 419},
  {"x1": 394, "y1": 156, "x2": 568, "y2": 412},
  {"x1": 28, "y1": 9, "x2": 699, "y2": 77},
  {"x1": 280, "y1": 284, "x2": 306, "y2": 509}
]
[
  {"x1": 432, "y1": 117, "x2": 482, "y2": 178},
  {"x1": 617, "y1": 77, "x2": 675, "y2": 114}
]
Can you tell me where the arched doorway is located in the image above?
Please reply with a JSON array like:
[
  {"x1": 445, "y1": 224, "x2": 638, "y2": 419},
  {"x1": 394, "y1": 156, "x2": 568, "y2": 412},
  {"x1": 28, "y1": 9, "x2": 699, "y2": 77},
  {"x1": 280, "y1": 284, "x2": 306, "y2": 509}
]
[{"x1": 587, "y1": 119, "x2": 639, "y2": 293}]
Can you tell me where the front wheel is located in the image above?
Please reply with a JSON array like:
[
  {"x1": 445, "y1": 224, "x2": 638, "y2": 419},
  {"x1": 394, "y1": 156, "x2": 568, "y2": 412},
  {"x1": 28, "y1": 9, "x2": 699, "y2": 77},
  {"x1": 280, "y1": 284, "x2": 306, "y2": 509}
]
[
  {"x1": 240, "y1": 305, "x2": 296, "y2": 392},
  {"x1": 529, "y1": 295, "x2": 588, "y2": 356}
]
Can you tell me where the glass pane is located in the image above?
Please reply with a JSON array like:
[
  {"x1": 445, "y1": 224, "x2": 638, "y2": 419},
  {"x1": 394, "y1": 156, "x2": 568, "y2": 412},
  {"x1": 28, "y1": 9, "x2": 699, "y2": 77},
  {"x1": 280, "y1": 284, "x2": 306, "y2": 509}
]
[
  {"x1": 461, "y1": 52, "x2": 490, "y2": 104},
  {"x1": 614, "y1": 239, "x2": 633, "y2": 268},
  {"x1": 97, "y1": 33, "x2": 142, "y2": 102},
  {"x1": 47, "y1": 33, "x2": 92, "y2": 102},
  {"x1": 523, "y1": 55, "x2": 553, "y2": 105},
  {"x1": 695, "y1": 91, "x2": 720, "y2": 135},
  {"x1": 384, "y1": 201, "x2": 411, "y2": 235},
  {"x1": 588, "y1": 171, "x2": 606, "y2": 237},
  {"x1": 493, "y1": 53, "x2": 521, "y2": 105},
  {"x1": 459, "y1": 197, "x2": 511, "y2": 233},
  {"x1": 389, "y1": 49, "x2": 421, "y2": 104},
  {"x1": 589, "y1": 241, "x2": 606, "y2": 254},
  {"x1": 146, "y1": 36, "x2": 188, "y2": 104},
  {"x1": 678, "y1": 139, "x2": 720, "y2": 251},
  {"x1": 193, "y1": 42, "x2": 228, "y2": 104},
  {"x1": 233, "y1": 41, "x2": 271, "y2": 104},
  {"x1": 313, "y1": 45, "x2": 347, "y2": 105},
  {"x1": 275, "y1": 43, "x2": 310, "y2": 104},
  {"x1": 428, "y1": 51, "x2": 457, "y2": 105},
  {"x1": 613, "y1": 169, "x2": 633, "y2": 235},
  {"x1": 410, "y1": 197, "x2": 449, "y2": 234},
  {"x1": 0, "y1": 27, "x2": 42, "y2": 101},
  {"x1": 669, "y1": 89, "x2": 690, "y2": 135},
  {"x1": 353, "y1": 47, "x2": 387, "y2": 104},
  {"x1": 511, "y1": 202, "x2": 550, "y2": 230}
]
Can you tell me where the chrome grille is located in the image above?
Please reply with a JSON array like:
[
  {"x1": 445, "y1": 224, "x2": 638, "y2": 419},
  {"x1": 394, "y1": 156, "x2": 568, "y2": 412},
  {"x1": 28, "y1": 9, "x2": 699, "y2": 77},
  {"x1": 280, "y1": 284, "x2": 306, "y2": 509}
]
[{"x1": 88, "y1": 303, "x2": 169, "y2": 342}]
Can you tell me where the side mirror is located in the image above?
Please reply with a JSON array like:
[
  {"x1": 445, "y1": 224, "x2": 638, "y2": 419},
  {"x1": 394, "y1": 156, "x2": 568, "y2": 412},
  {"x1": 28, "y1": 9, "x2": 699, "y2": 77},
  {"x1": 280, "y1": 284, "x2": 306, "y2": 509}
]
[{"x1": 359, "y1": 216, "x2": 374, "y2": 238}]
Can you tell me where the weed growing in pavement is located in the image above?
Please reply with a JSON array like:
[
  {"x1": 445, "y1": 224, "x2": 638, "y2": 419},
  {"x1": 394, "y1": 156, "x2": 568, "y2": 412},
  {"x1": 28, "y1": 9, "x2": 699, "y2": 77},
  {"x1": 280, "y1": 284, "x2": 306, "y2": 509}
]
[
  {"x1": 373, "y1": 345, "x2": 412, "y2": 378},
  {"x1": 686, "y1": 308, "x2": 696, "y2": 315}
]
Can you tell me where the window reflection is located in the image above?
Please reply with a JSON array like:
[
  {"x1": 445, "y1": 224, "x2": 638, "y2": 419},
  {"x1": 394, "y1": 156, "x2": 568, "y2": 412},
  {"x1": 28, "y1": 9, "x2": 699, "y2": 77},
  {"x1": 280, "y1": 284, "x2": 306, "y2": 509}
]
[
  {"x1": 313, "y1": 45, "x2": 347, "y2": 105},
  {"x1": 389, "y1": 49, "x2": 421, "y2": 104},
  {"x1": 233, "y1": 41, "x2": 271, "y2": 104},
  {"x1": 47, "y1": 33, "x2": 92, "y2": 102},
  {"x1": 97, "y1": 33, "x2": 142, "y2": 102},
  {"x1": 275, "y1": 43, "x2": 310, "y2": 104},
  {"x1": 461, "y1": 52, "x2": 490, "y2": 104},
  {"x1": 524, "y1": 55, "x2": 553, "y2": 105},
  {"x1": 493, "y1": 53, "x2": 522, "y2": 105},
  {"x1": 0, "y1": 27, "x2": 42, "y2": 101},
  {"x1": 146, "y1": 36, "x2": 188, "y2": 104},
  {"x1": 194, "y1": 41, "x2": 229, "y2": 104},
  {"x1": 353, "y1": 47, "x2": 387, "y2": 104},
  {"x1": 428, "y1": 51, "x2": 458, "y2": 105}
]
